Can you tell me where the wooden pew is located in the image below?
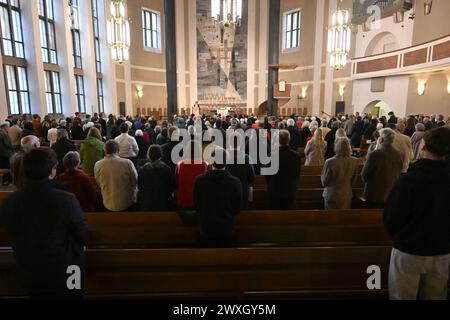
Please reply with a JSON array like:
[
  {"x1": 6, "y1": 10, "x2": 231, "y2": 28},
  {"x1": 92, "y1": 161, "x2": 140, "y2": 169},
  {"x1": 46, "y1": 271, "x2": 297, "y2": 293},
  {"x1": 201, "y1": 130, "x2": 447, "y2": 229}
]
[
  {"x1": 0, "y1": 246, "x2": 392, "y2": 298},
  {"x1": 253, "y1": 175, "x2": 364, "y2": 189},
  {"x1": 251, "y1": 188, "x2": 365, "y2": 210},
  {"x1": 0, "y1": 209, "x2": 387, "y2": 248}
]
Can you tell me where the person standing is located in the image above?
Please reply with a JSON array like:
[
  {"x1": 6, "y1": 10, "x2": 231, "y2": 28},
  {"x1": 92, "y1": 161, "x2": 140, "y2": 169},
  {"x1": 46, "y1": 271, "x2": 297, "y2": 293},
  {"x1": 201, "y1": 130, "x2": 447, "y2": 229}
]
[
  {"x1": 0, "y1": 122, "x2": 14, "y2": 185},
  {"x1": 94, "y1": 140, "x2": 138, "y2": 212},
  {"x1": 266, "y1": 130, "x2": 301, "y2": 210},
  {"x1": 361, "y1": 128, "x2": 403, "y2": 208},
  {"x1": 194, "y1": 148, "x2": 242, "y2": 247},
  {"x1": 80, "y1": 127, "x2": 105, "y2": 176},
  {"x1": 0, "y1": 148, "x2": 88, "y2": 298},
  {"x1": 114, "y1": 123, "x2": 139, "y2": 165},
  {"x1": 138, "y1": 145, "x2": 175, "y2": 211},
  {"x1": 384, "y1": 127, "x2": 450, "y2": 300},
  {"x1": 321, "y1": 138, "x2": 358, "y2": 209}
]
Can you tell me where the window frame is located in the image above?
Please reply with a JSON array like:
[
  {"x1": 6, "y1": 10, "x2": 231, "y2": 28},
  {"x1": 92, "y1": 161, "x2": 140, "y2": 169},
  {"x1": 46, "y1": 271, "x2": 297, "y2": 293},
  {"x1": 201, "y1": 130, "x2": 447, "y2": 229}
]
[
  {"x1": 282, "y1": 8, "x2": 301, "y2": 52},
  {"x1": 74, "y1": 74, "x2": 86, "y2": 113},
  {"x1": 142, "y1": 7, "x2": 162, "y2": 53},
  {"x1": 0, "y1": 0, "x2": 25, "y2": 58},
  {"x1": 38, "y1": 0, "x2": 58, "y2": 64},
  {"x1": 44, "y1": 70, "x2": 62, "y2": 115},
  {"x1": 3, "y1": 64, "x2": 30, "y2": 115}
]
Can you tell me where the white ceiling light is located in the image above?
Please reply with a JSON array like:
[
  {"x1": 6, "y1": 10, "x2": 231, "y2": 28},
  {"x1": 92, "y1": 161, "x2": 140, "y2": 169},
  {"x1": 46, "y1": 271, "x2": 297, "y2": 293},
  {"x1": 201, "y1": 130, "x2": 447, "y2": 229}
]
[
  {"x1": 327, "y1": 0, "x2": 352, "y2": 70},
  {"x1": 107, "y1": 0, "x2": 131, "y2": 64}
]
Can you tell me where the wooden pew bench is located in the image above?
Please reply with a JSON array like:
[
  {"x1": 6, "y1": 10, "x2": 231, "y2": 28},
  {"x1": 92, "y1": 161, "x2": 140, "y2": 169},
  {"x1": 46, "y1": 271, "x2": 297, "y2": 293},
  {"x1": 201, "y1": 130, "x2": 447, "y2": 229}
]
[
  {"x1": 0, "y1": 210, "x2": 388, "y2": 248},
  {"x1": 250, "y1": 188, "x2": 365, "y2": 210},
  {"x1": 0, "y1": 246, "x2": 393, "y2": 299},
  {"x1": 253, "y1": 175, "x2": 364, "y2": 189}
]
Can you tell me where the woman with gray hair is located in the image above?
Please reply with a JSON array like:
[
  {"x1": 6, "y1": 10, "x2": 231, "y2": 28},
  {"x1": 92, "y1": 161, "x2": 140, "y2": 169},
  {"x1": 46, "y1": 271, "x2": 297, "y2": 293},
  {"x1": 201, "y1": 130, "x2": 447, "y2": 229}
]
[
  {"x1": 51, "y1": 129, "x2": 77, "y2": 175},
  {"x1": 411, "y1": 123, "x2": 426, "y2": 161},
  {"x1": 321, "y1": 138, "x2": 357, "y2": 209},
  {"x1": 57, "y1": 151, "x2": 97, "y2": 212}
]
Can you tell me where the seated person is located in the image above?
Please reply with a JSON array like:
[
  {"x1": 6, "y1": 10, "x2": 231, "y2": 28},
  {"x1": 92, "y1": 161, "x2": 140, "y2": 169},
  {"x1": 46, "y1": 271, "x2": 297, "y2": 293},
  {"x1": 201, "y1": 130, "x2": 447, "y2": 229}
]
[
  {"x1": 138, "y1": 145, "x2": 175, "y2": 211},
  {"x1": 0, "y1": 148, "x2": 88, "y2": 298},
  {"x1": 194, "y1": 148, "x2": 242, "y2": 247},
  {"x1": 57, "y1": 151, "x2": 98, "y2": 212}
]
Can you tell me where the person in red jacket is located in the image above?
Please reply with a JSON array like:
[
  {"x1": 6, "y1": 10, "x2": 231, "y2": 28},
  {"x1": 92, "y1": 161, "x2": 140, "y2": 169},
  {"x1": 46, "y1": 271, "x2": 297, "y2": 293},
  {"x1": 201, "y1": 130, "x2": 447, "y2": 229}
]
[
  {"x1": 175, "y1": 142, "x2": 207, "y2": 209},
  {"x1": 57, "y1": 151, "x2": 98, "y2": 212}
]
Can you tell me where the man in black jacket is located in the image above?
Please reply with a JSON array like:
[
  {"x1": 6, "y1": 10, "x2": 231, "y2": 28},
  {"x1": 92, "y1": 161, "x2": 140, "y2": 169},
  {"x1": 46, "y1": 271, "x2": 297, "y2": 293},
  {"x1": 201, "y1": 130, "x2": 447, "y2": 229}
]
[
  {"x1": 286, "y1": 119, "x2": 302, "y2": 151},
  {"x1": 266, "y1": 130, "x2": 301, "y2": 210},
  {"x1": 384, "y1": 127, "x2": 450, "y2": 300},
  {"x1": 138, "y1": 145, "x2": 175, "y2": 211},
  {"x1": 161, "y1": 126, "x2": 180, "y2": 173},
  {"x1": 194, "y1": 148, "x2": 242, "y2": 247},
  {"x1": 0, "y1": 149, "x2": 89, "y2": 298}
]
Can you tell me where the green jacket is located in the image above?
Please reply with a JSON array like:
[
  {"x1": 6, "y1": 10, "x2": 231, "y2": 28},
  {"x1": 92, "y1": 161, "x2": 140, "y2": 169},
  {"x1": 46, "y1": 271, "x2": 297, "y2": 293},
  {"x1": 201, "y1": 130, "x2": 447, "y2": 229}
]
[
  {"x1": 0, "y1": 131, "x2": 14, "y2": 159},
  {"x1": 80, "y1": 137, "x2": 105, "y2": 176}
]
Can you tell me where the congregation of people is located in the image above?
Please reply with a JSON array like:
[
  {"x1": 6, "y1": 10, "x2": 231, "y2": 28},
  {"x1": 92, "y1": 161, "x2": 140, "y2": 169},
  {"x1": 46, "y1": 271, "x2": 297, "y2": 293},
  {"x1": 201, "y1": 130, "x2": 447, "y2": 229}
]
[{"x1": 0, "y1": 110, "x2": 449, "y2": 299}]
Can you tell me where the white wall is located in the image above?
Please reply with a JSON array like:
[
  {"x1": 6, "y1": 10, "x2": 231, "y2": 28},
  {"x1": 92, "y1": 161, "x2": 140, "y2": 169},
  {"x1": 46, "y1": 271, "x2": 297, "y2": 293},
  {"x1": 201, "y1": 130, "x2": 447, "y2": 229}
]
[
  {"x1": 354, "y1": 15, "x2": 414, "y2": 58},
  {"x1": 352, "y1": 76, "x2": 409, "y2": 116}
]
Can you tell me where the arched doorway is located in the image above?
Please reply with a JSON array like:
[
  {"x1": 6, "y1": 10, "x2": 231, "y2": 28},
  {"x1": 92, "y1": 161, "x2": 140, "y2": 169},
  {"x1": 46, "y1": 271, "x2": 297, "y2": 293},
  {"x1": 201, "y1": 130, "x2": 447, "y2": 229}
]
[{"x1": 363, "y1": 100, "x2": 392, "y2": 117}]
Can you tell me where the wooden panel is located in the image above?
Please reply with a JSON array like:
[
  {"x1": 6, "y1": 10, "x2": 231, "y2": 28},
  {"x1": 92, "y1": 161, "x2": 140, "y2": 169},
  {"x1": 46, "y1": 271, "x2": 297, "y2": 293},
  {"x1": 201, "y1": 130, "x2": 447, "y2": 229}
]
[
  {"x1": 432, "y1": 40, "x2": 450, "y2": 61},
  {"x1": 403, "y1": 48, "x2": 428, "y2": 67},
  {"x1": 357, "y1": 55, "x2": 398, "y2": 74}
]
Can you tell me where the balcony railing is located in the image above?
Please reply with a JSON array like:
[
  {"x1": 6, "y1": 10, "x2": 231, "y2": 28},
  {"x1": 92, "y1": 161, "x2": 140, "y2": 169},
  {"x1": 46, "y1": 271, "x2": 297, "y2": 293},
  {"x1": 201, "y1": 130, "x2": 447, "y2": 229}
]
[{"x1": 352, "y1": 0, "x2": 413, "y2": 25}]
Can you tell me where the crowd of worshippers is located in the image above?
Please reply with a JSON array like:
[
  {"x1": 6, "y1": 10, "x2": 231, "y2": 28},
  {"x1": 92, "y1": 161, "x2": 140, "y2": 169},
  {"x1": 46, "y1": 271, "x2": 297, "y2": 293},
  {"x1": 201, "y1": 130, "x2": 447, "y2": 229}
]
[
  {"x1": 0, "y1": 111, "x2": 449, "y2": 299},
  {"x1": 0, "y1": 111, "x2": 449, "y2": 211}
]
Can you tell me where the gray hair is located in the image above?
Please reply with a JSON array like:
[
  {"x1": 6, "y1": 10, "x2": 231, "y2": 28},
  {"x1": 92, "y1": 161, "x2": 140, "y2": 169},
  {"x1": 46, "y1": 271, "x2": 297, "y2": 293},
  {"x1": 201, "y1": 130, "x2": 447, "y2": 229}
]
[
  {"x1": 336, "y1": 128, "x2": 347, "y2": 139},
  {"x1": 415, "y1": 123, "x2": 426, "y2": 132},
  {"x1": 287, "y1": 119, "x2": 295, "y2": 127},
  {"x1": 56, "y1": 128, "x2": 69, "y2": 141},
  {"x1": 105, "y1": 140, "x2": 119, "y2": 155},
  {"x1": 21, "y1": 135, "x2": 40, "y2": 152},
  {"x1": 63, "y1": 151, "x2": 80, "y2": 170},
  {"x1": 334, "y1": 138, "x2": 352, "y2": 158},
  {"x1": 379, "y1": 128, "x2": 396, "y2": 146}
]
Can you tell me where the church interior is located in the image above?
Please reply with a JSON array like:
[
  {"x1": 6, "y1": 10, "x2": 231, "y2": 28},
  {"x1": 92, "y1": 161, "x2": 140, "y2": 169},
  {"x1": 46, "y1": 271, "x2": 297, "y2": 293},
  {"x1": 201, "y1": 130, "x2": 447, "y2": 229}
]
[{"x1": 0, "y1": 0, "x2": 449, "y2": 304}]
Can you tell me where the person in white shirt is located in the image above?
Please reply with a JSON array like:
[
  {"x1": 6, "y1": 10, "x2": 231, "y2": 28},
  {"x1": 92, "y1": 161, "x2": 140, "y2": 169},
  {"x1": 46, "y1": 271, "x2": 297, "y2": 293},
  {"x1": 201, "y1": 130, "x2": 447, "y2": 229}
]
[
  {"x1": 114, "y1": 123, "x2": 139, "y2": 164},
  {"x1": 94, "y1": 140, "x2": 138, "y2": 212},
  {"x1": 386, "y1": 123, "x2": 414, "y2": 173},
  {"x1": 47, "y1": 121, "x2": 58, "y2": 147}
]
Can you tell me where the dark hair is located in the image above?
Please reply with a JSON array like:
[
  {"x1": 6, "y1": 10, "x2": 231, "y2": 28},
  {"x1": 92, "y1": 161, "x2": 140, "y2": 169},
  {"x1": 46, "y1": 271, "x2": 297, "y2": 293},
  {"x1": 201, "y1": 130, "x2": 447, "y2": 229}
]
[
  {"x1": 120, "y1": 123, "x2": 129, "y2": 133},
  {"x1": 23, "y1": 121, "x2": 33, "y2": 131},
  {"x1": 148, "y1": 145, "x2": 162, "y2": 162},
  {"x1": 211, "y1": 147, "x2": 227, "y2": 170},
  {"x1": 279, "y1": 130, "x2": 291, "y2": 146},
  {"x1": 105, "y1": 140, "x2": 119, "y2": 155},
  {"x1": 23, "y1": 148, "x2": 58, "y2": 182},
  {"x1": 423, "y1": 127, "x2": 450, "y2": 157}
]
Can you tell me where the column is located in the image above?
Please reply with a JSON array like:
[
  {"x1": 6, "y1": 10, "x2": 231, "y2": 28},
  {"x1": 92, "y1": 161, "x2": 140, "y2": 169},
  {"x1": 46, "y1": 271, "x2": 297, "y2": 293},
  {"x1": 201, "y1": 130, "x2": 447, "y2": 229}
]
[
  {"x1": 188, "y1": 0, "x2": 198, "y2": 108},
  {"x1": 20, "y1": 0, "x2": 47, "y2": 116},
  {"x1": 101, "y1": 0, "x2": 118, "y2": 115},
  {"x1": 246, "y1": 0, "x2": 256, "y2": 110},
  {"x1": 175, "y1": 0, "x2": 187, "y2": 113},
  {"x1": 267, "y1": 0, "x2": 280, "y2": 116},
  {"x1": 53, "y1": 0, "x2": 77, "y2": 116},
  {"x1": 165, "y1": 0, "x2": 178, "y2": 119},
  {"x1": 312, "y1": 0, "x2": 325, "y2": 116},
  {"x1": 324, "y1": 0, "x2": 337, "y2": 116},
  {"x1": 258, "y1": 0, "x2": 268, "y2": 107},
  {"x1": 79, "y1": 0, "x2": 98, "y2": 115}
]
